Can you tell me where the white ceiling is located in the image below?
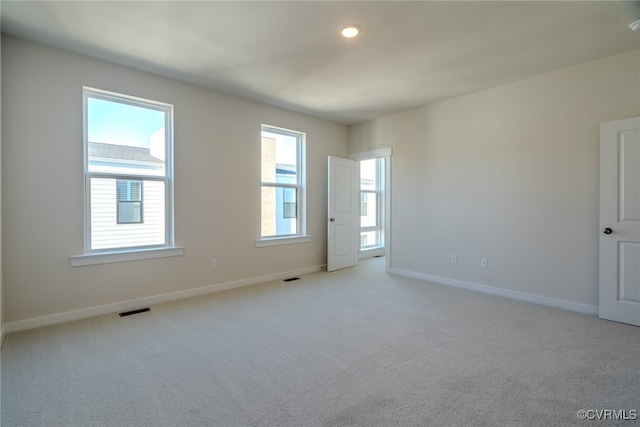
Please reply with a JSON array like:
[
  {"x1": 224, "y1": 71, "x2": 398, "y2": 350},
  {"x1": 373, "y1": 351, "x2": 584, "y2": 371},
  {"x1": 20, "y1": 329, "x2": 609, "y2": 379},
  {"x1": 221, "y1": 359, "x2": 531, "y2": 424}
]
[{"x1": 2, "y1": 1, "x2": 639, "y2": 125}]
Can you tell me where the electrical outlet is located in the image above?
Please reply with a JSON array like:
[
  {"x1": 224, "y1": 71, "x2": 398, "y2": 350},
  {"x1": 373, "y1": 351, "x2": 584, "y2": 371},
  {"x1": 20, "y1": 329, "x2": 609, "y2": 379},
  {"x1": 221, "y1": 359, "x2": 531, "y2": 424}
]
[
  {"x1": 210, "y1": 258, "x2": 217, "y2": 269},
  {"x1": 481, "y1": 258, "x2": 488, "y2": 268},
  {"x1": 450, "y1": 254, "x2": 458, "y2": 264}
]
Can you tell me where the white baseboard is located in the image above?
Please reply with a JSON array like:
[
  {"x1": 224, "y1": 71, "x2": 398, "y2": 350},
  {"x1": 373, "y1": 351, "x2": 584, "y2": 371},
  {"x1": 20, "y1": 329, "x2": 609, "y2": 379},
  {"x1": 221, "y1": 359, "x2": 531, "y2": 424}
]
[
  {"x1": 3, "y1": 265, "x2": 325, "y2": 335},
  {"x1": 358, "y1": 247, "x2": 385, "y2": 260},
  {"x1": 389, "y1": 268, "x2": 598, "y2": 316}
]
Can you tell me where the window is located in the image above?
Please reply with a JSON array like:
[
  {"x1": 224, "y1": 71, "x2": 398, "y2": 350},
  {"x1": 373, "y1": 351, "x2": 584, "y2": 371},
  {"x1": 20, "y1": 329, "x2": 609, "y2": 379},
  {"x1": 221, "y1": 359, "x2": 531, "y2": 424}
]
[
  {"x1": 117, "y1": 180, "x2": 143, "y2": 224},
  {"x1": 83, "y1": 87, "x2": 174, "y2": 252},
  {"x1": 260, "y1": 125, "x2": 305, "y2": 240},
  {"x1": 360, "y1": 158, "x2": 384, "y2": 250}
]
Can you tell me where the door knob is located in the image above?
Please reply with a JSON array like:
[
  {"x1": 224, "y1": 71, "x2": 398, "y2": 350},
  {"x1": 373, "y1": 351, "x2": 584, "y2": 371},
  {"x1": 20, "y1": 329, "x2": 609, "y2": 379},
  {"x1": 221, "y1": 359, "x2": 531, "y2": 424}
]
[
  {"x1": 330, "y1": 218, "x2": 335, "y2": 222},
  {"x1": 602, "y1": 227, "x2": 613, "y2": 234}
]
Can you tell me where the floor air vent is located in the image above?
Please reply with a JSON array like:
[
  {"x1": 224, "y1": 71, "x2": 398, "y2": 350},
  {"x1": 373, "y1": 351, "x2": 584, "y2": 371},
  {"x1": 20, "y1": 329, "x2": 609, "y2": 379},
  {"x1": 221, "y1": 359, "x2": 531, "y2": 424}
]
[
  {"x1": 283, "y1": 277, "x2": 300, "y2": 282},
  {"x1": 119, "y1": 307, "x2": 150, "y2": 317}
]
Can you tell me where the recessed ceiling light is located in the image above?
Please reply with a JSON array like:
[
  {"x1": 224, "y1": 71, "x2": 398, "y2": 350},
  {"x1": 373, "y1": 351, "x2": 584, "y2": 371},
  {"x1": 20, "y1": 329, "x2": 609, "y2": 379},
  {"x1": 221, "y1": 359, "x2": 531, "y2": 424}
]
[
  {"x1": 630, "y1": 19, "x2": 640, "y2": 31},
  {"x1": 341, "y1": 25, "x2": 360, "y2": 39}
]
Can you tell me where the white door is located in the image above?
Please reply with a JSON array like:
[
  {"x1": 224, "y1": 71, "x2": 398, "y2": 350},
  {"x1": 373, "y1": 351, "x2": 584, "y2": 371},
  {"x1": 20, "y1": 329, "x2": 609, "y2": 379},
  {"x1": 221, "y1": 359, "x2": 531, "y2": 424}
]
[
  {"x1": 327, "y1": 156, "x2": 358, "y2": 272},
  {"x1": 599, "y1": 117, "x2": 640, "y2": 326}
]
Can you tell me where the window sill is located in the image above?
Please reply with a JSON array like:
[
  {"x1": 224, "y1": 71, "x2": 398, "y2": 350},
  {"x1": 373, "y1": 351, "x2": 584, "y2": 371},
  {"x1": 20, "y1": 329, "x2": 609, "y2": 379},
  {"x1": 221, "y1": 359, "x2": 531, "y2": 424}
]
[
  {"x1": 70, "y1": 246, "x2": 184, "y2": 267},
  {"x1": 255, "y1": 235, "x2": 311, "y2": 247}
]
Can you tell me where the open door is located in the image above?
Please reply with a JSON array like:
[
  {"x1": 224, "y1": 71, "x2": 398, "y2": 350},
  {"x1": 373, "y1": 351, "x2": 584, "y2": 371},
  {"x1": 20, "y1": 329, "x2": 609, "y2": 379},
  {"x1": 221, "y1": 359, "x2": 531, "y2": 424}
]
[
  {"x1": 327, "y1": 156, "x2": 358, "y2": 272},
  {"x1": 599, "y1": 117, "x2": 640, "y2": 326}
]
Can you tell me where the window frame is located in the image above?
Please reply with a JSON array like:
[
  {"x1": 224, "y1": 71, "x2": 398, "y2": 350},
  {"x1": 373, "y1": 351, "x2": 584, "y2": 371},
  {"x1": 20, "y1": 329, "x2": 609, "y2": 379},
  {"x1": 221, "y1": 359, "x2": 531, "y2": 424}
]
[
  {"x1": 75, "y1": 87, "x2": 180, "y2": 264},
  {"x1": 257, "y1": 124, "x2": 309, "y2": 246}
]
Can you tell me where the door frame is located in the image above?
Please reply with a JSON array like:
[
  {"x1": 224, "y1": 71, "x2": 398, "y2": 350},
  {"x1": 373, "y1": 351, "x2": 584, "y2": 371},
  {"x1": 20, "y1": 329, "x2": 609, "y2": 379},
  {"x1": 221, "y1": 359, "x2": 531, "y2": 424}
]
[{"x1": 349, "y1": 147, "x2": 392, "y2": 273}]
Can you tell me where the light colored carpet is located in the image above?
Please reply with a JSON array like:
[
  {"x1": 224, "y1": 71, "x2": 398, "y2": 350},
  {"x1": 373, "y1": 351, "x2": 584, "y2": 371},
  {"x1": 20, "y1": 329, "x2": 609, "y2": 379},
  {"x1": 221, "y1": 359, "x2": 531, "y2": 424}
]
[{"x1": 2, "y1": 257, "x2": 639, "y2": 426}]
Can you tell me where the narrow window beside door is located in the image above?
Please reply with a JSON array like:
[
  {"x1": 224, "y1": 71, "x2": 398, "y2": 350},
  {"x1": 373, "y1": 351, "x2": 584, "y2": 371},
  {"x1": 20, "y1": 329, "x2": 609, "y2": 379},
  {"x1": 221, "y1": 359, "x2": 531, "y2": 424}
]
[{"x1": 360, "y1": 158, "x2": 384, "y2": 250}]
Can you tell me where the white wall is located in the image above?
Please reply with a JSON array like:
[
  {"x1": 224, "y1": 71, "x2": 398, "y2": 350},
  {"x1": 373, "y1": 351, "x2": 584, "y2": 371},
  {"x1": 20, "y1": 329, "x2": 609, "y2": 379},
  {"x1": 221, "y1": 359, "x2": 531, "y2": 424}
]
[
  {"x1": 350, "y1": 49, "x2": 640, "y2": 310},
  {"x1": 2, "y1": 36, "x2": 348, "y2": 326}
]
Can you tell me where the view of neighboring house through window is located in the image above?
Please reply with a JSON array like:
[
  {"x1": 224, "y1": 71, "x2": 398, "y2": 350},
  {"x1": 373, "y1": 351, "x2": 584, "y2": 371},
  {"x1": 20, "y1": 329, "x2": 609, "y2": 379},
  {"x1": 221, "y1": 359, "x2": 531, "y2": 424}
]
[
  {"x1": 282, "y1": 187, "x2": 297, "y2": 219},
  {"x1": 260, "y1": 125, "x2": 305, "y2": 238},
  {"x1": 84, "y1": 87, "x2": 173, "y2": 251},
  {"x1": 117, "y1": 180, "x2": 143, "y2": 224},
  {"x1": 360, "y1": 158, "x2": 384, "y2": 250}
]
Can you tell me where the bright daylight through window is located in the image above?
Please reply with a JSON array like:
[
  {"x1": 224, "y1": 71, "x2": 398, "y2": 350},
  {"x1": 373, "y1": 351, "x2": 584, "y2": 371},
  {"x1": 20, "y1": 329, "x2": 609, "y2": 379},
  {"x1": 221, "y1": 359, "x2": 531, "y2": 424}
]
[
  {"x1": 260, "y1": 125, "x2": 305, "y2": 239},
  {"x1": 360, "y1": 158, "x2": 384, "y2": 249},
  {"x1": 84, "y1": 88, "x2": 174, "y2": 252}
]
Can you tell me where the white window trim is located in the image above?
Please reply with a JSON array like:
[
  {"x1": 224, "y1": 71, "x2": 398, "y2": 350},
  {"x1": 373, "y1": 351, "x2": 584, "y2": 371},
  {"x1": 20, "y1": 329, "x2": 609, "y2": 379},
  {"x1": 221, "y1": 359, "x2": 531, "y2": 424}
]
[
  {"x1": 71, "y1": 246, "x2": 184, "y2": 267},
  {"x1": 255, "y1": 235, "x2": 311, "y2": 247},
  {"x1": 259, "y1": 124, "x2": 309, "y2": 245},
  {"x1": 73, "y1": 87, "x2": 181, "y2": 265}
]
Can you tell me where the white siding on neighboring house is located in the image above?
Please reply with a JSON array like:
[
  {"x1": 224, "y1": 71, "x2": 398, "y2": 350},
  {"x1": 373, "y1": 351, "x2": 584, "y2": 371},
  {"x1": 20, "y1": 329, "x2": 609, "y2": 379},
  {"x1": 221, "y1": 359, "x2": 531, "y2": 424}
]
[
  {"x1": 274, "y1": 168, "x2": 297, "y2": 236},
  {"x1": 90, "y1": 178, "x2": 165, "y2": 250},
  {"x1": 87, "y1": 141, "x2": 167, "y2": 250}
]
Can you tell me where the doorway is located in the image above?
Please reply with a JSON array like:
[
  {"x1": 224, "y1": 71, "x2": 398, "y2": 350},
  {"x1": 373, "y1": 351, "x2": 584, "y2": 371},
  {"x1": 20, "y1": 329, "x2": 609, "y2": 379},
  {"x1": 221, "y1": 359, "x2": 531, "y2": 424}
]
[{"x1": 350, "y1": 148, "x2": 392, "y2": 271}]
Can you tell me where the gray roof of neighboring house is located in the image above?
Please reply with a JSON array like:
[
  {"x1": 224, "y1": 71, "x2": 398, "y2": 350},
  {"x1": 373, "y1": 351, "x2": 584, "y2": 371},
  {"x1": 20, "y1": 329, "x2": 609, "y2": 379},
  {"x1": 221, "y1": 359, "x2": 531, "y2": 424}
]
[
  {"x1": 276, "y1": 164, "x2": 296, "y2": 175},
  {"x1": 88, "y1": 141, "x2": 163, "y2": 164}
]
